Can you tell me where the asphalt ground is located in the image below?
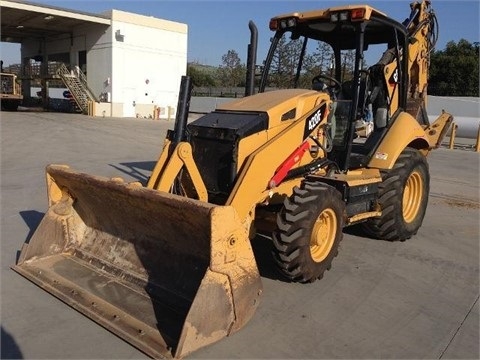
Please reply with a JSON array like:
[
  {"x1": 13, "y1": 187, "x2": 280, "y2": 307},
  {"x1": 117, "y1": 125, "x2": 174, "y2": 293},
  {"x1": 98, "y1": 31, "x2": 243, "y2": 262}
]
[{"x1": 1, "y1": 111, "x2": 479, "y2": 359}]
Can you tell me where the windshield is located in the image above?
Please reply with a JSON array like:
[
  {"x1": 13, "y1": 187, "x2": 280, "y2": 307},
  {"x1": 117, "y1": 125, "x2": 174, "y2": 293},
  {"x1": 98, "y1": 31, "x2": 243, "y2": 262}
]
[
  {"x1": 260, "y1": 29, "x2": 393, "y2": 92},
  {"x1": 263, "y1": 35, "x2": 336, "y2": 90}
]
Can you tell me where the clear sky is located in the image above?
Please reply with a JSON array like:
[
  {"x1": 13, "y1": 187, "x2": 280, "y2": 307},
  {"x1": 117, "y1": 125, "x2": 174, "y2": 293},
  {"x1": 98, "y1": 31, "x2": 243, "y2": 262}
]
[{"x1": 1, "y1": 0, "x2": 479, "y2": 66}]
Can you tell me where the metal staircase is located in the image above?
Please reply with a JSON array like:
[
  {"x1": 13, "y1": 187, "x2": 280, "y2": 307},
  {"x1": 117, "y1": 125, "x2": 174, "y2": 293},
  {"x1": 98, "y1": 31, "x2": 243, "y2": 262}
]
[{"x1": 56, "y1": 64, "x2": 98, "y2": 114}]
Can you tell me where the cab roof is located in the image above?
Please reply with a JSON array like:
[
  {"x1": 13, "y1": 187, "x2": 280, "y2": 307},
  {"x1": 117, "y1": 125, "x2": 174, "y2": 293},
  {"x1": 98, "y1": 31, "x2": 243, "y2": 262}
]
[
  {"x1": 270, "y1": 4, "x2": 406, "y2": 50},
  {"x1": 271, "y1": 4, "x2": 387, "y2": 22}
]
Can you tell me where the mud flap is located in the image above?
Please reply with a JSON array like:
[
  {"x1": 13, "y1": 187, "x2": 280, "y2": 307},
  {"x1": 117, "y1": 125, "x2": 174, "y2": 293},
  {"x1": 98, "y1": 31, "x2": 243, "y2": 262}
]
[{"x1": 12, "y1": 165, "x2": 262, "y2": 359}]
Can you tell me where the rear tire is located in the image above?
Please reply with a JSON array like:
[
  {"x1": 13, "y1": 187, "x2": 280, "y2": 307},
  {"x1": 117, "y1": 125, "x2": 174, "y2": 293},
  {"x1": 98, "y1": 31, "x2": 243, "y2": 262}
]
[
  {"x1": 272, "y1": 182, "x2": 345, "y2": 283},
  {"x1": 362, "y1": 147, "x2": 429, "y2": 241}
]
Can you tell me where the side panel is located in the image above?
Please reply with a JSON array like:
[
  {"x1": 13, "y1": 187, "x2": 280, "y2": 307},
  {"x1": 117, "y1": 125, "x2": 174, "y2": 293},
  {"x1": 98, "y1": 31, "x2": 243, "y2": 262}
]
[
  {"x1": 368, "y1": 112, "x2": 429, "y2": 169},
  {"x1": 226, "y1": 101, "x2": 330, "y2": 220}
]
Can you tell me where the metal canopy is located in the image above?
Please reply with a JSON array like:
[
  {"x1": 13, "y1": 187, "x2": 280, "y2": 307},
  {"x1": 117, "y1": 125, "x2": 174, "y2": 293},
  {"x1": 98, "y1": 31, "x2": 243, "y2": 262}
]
[{"x1": 1, "y1": 0, "x2": 110, "y2": 43}]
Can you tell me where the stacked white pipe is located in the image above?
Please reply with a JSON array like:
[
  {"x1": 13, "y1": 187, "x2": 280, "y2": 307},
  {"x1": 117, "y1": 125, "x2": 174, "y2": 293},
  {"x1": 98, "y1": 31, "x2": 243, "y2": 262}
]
[{"x1": 427, "y1": 96, "x2": 480, "y2": 139}]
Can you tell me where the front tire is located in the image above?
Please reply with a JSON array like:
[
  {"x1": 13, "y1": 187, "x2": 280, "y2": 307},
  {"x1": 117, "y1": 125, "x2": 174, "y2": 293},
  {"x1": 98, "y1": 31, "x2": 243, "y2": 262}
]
[
  {"x1": 272, "y1": 182, "x2": 345, "y2": 283},
  {"x1": 363, "y1": 147, "x2": 430, "y2": 241}
]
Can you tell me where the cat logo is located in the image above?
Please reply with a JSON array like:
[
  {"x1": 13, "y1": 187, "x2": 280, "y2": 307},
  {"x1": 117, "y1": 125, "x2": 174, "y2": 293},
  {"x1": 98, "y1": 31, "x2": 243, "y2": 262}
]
[{"x1": 389, "y1": 68, "x2": 399, "y2": 84}]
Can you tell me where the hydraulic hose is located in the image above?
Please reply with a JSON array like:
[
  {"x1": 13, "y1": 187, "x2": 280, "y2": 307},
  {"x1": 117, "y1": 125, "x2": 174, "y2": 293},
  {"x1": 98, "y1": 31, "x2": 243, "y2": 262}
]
[{"x1": 283, "y1": 157, "x2": 339, "y2": 182}]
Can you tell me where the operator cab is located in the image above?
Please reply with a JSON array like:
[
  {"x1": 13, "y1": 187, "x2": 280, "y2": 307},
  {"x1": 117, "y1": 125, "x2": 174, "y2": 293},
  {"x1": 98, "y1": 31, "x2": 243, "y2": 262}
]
[{"x1": 259, "y1": 5, "x2": 410, "y2": 170}]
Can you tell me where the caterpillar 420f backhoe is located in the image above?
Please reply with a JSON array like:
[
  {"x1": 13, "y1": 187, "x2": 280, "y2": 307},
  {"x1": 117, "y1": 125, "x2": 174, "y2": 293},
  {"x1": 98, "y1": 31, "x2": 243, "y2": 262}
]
[{"x1": 13, "y1": 1, "x2": 452, "y2": 358}]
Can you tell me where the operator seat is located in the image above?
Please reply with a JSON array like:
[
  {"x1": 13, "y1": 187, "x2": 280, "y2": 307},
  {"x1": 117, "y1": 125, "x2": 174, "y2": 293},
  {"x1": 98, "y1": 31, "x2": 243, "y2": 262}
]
[
  {"x1": 368, "y1": 64, "x2": 389, "y2": 130},
  {"x1": 349, "y1": 65, "x2": 390, "y2": 165},
  {"x1": 339, "y1": 79, "x2": 368, "y2": 115}
]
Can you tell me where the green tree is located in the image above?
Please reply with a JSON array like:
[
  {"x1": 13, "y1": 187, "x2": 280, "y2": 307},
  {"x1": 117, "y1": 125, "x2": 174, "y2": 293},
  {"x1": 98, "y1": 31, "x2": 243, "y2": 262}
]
[
  {"x1": 218, "y1": 49, "x2": 245, "y2": 89},
  {"x1": 300, "y1": 41, "x2": 334, "y2": 88},
  {"x1": 269, "y1": 37, "x2": 305, "y2": 88},
  {"x1": 429, "y1": 39, "x2": 479, "y2": 96},
  {"x1": 187, "y1": 63, "x2": 217, "y2": 87},
  {"x1": 307, "y1": 41, "x2": 334, "y2": 75},
  {"x1": 340, "y1": 50, "x2": 357, "y2": 81}
]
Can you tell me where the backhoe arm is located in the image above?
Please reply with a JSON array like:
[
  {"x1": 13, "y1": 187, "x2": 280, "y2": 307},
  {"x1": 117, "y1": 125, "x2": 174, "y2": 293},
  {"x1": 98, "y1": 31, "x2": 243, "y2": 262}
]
[{"x1": 405, "y1": 0, "x2": 438, "y2": 99}]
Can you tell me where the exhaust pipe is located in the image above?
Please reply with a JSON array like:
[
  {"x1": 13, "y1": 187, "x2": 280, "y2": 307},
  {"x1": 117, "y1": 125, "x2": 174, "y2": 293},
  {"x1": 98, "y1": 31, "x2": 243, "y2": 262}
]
[
  {"x1": 172, "y1": 75, "x2": 193, "y2": 145},
  {"x1": 245, "y1": 21, "x2": 258, "y2": 97}
]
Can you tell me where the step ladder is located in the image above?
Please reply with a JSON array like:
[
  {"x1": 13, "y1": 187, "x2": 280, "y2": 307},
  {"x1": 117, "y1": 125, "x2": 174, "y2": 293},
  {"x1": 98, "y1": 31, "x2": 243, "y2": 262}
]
[{"x1": 56, "y1": 64, "x2": 98, "y2": 114}]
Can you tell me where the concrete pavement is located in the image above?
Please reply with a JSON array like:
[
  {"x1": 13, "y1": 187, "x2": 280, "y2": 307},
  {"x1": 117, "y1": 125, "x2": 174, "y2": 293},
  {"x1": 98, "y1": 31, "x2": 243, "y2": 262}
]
[{"x1": 1, "y1": 111, "x2": 478, "y2": 359}]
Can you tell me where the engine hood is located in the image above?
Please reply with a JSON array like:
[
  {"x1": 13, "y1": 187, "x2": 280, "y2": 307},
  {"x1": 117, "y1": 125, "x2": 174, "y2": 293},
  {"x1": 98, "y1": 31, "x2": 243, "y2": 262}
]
[{"x1": 216, "y1": 89, "x2": 329, "y2": 128}]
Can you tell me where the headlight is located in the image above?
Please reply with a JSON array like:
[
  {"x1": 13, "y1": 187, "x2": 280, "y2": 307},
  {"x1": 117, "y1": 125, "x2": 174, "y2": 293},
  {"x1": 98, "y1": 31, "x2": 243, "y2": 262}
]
[{"x1": 279, "y1": 18, "x2": 296, "y2": 29}]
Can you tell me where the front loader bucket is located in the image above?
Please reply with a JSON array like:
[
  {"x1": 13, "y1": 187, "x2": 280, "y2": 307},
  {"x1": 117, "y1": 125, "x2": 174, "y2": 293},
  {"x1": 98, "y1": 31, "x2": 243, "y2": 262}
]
[{"x1": 12, "y1": 165, "x2": 262, "y2": 359}]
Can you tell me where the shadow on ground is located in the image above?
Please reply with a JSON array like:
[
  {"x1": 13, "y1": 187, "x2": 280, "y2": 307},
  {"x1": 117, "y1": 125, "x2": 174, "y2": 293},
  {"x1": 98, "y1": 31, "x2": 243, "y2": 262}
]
[
  {"x1": 251, "y1": 235, "x2": 291, "y2": 282},
  {"x1": 17, "y1": 210, "x2": 45, "y2": 263},
  {"x1": 19, "y1": 210, "x2": 44, "y2": 244},
  {"x1": 1, "y1": 326, "x2": 23, "y2": 359},
  {"x1": 109, "y1": 161, "x2": 157, "y2": 183}
]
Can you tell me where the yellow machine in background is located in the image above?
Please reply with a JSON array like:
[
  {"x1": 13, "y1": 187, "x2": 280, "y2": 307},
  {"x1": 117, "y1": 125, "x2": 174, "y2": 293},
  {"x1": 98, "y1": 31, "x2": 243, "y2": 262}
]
[
  {"x1": 13, "y1": 1, "x2": 452, "y2": 358},
  {"x1": 1, "y1": 72, "x2": 23, "y2": 110}
]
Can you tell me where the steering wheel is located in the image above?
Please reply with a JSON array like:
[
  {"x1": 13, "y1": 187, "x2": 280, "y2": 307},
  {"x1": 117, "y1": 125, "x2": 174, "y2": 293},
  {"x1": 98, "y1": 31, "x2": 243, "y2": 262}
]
[{"x1": 312, "y1": 74, "x2": 342, "y2": 96}]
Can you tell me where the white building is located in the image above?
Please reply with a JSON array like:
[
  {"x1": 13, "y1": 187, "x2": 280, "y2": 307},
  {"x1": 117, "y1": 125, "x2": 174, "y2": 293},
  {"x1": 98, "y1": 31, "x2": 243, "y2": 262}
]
[{"x1": 1, "y1": 0, "x2": 188, "y2": 118}]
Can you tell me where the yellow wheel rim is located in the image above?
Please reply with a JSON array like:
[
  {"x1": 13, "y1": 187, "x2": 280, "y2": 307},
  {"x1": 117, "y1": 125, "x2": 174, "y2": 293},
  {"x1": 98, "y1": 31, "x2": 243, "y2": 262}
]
[
  {"x1": 403, "y1": 170, "x2": 423, "y2": 223},
  {"x1": 310, "y1": 208, "x2": 337, "y2": 263}
]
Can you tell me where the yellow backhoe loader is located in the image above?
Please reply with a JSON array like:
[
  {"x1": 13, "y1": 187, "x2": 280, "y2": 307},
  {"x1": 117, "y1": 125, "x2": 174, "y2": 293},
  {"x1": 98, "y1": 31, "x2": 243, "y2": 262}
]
[
  {"x1": 13, "y1": 1, "x2": 452, "y2": 358},
  {"x1": 1, "y1": 72, "x2": 23, "y2": 111}
]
